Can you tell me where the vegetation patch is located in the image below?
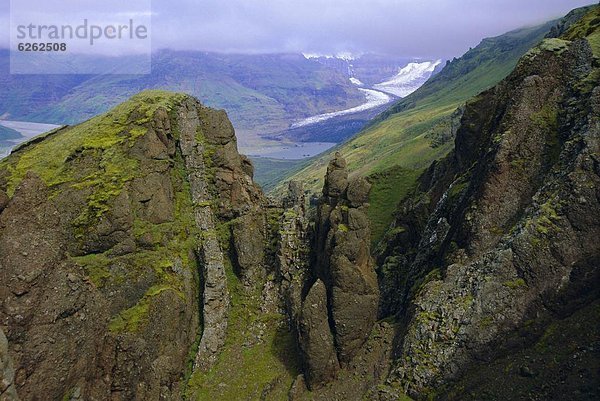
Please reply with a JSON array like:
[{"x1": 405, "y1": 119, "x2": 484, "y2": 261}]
[
  {"x1": 251, "y1": 156, "x2": 309, "y2": 192},
  {"x1": 410, "y1": 268, "x2": 443, "y2": 299},
  {"x1": 447, "y1": 178, "x2": 469, "y2": 203},
  {"x1": 368, "y1": 166, "x2": 422, "y2": 245},
  {"x1": 73, "y1": 135, "x2": 201, "y2": 335},
  {"x1": 273, "y1": 20, "x2": 554, "y2": 198},
  {"x1": 538, "y1": 38, "x2": 570, "y2": 54},
  {"x1": 108, "y1": 284, "x2": 176, "y2": 333},
  {"x1": 186, "y1": 255, "x2": 300, "y2": 400},
  {"x1": 71, "y1": 253, "x2": 113, "y2": 287},
  {"x1": 503, "y1": 278, "x2": 526, "y2": 290},
  {"x1": 0, "y1": 91, "x2": 186, "y2": 197},
  {"x1": 563, "y1": 6, "x2": 600, "y2": 56}
]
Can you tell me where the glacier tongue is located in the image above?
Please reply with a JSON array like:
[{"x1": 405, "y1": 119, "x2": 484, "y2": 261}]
[
  {"x1": 287, "y1": 58, "x2": 440, "y2": 129},
  {"x1": 374, "y1": 60, "x2": 441, "y2": 97},
  {"x1": 290, "y1": 88, "x2": 390, "y2": 129}
]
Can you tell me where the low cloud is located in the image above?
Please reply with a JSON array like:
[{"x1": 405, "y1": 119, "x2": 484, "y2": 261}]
[{"x1": 1, "y1": 0, "x2": 594, "y2": 59}]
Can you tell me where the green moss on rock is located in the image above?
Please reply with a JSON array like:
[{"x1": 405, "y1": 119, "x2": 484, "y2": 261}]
[
  {"x1": 185, "y1": 247, "x2": 300, "y2": 400},
  {"x1": 562, "y1": 6, "x2": 600, "y2": 56},
  {"x1": 108, "y1": 284, "x2": 178, "y2": 333},
  {"x1": 71, "y1": 253, "x2": 113, "y2": 287},
  {"x1": 503, "y1": 278, "x2": 526, "y2": 290}
]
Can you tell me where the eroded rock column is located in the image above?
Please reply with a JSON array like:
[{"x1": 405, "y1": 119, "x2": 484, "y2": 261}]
[
  {"x1": 177, "y1": 99, "x2": 230, "y2": 372},
  {"x1": 298, "y1": 153, "x2": 380, "y2": 389}
]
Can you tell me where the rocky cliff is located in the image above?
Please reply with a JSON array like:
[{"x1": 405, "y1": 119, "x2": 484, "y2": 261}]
[
  {"x1": 0, "y1": 91, "x2": 267, "y2": 400},
  {"x1": 298, "y1": 154, "x2": 379, "y2": 389},
  {"x1": 375, "y1": 7, "x2": 600, "y2": 399}
]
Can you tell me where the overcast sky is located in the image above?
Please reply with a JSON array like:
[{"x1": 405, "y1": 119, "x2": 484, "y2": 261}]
[{"x1": 1, "y1": 0, "x2": 595, "y2": 59}]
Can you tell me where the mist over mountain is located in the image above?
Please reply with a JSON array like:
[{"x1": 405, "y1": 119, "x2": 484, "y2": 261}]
[{"x1": 0, "y1": 0, "x2": 589, "y2": 58}]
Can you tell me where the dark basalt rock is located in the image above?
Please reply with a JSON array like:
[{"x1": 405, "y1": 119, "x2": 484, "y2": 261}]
[
  {"x1": 298, "y1": 280, "x2": 339, "y2": 389},
  {"x1": 313, "y1": 155, "x2": 379, "y2": 365},
  {"x1": 346, "y1": 176, "x2": 371, "y2": 207},
  {"x1": 0, "y1": 189, "x2": 8, "y2": 212},
  {"x1": 232, "y1": 212, "x2": 266, "y2": 286},
  {"x1": 377, "y1": 22, "x2": 600, "y2": 398},
  {"x1": 0, "y1": 329, "x2": 20, "y2": 401},
  {"x1": 323, "y1": 152, "x2": 348, "y2": 198},
  {"x1": 0, "y1": 92, "x2": 262, "y2": 400}
]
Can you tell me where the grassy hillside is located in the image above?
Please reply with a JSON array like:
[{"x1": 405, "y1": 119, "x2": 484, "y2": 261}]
[{"x1": 273, "y1": 16, "x2": 569, "y2": 244}]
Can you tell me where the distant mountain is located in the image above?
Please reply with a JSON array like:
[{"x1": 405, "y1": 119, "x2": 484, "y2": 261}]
[
  {"x1": 264, "y1": 58, "x2": 440, "y2": 146},
  {"x1": 0, "y1": 50, "x2": 366, "y2": 139}
]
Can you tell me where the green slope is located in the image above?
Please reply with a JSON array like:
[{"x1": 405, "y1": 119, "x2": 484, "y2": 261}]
[{"x1": 274, "y1": 11, "x2": 588, "y2": 244}]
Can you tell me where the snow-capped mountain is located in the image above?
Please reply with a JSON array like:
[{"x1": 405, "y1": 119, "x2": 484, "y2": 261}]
[{"x1": 373, "y1": 60, "x2": 442, "y2": 97}]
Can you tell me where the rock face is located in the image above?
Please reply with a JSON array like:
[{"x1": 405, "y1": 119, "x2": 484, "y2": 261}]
[
  {"x1": 376, "y1": 12, "x2": 600, "y2": 398},
  {"x1": 297, "y1": 280, "x2": 338, "y2": 387},
  {"x1": 277, "y1": 181, "x2": 310, "y2": 324},
  {"x1": 274, "y1": 159, "x2": 380, "y2": 391},
  {"x1": 0, "y1": 190, "x2": 8, "y2": 213},
  {"x1": 0, "y1": 91, "x2": 263, "y2": 400},
  {"x1": 0, "y1": 329, "x2": 20, "y2": 401},
  {"x1": 0, "y1": 90, "x2": 378, "y2": 400}
]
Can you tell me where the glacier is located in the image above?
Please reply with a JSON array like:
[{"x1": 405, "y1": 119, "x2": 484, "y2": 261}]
[
  {"x1": 289, "y1": 58, "x2": 440, "y2": 129},
  {"x1": 290, "y1": 88, "x2": 391, "y2": 129},
  {"x1": 373, "y1": 60, "x2": 441, "y2": 97}
]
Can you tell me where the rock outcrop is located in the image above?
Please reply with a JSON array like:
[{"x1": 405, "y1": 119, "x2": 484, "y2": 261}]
[
  {"x1": 297, "y1": 280, "x2": 338, "y2": 388},
  {"x1": 314, "y1": 153, "x2": 379, "y2": 365},
  {"x1": 295, "y1": 153, "x2": 379, "y2": 390},
  {"x1": 376, "y1": 10, "x2": 600, "y2": 398},
  {"x1": 0, "y1": 329, "x2": 19, "y2": 401},
  {"x1": 0, "y1": 91, "x2": 262, "y2": 400},
  {"x1": 176, "y1": 97, "x2": 230, "y2": 372},
  {"x1": 277, "y1": 181, "x2": 310, "y2": 324}
]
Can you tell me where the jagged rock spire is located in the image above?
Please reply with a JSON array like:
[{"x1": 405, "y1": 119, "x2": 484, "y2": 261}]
[{"x1": 298, "y1": 154, "x2": 380, "y2": 389}]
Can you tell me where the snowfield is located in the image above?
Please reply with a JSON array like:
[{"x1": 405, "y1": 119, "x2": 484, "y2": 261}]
[
  {"x1": 374, "y1": 60, "x2": 441, "y2": 97},
  {"x1": 349, "y1": 77, "x2": 364, "y2": 86}
]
